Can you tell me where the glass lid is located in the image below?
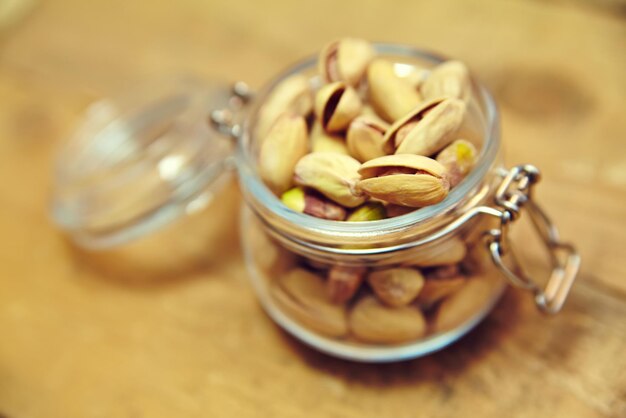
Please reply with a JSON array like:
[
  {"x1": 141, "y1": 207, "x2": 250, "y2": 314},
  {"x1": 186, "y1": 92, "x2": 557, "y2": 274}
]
[{"x1": 51, "y1": 77, "x2": 236, "y2": 249}]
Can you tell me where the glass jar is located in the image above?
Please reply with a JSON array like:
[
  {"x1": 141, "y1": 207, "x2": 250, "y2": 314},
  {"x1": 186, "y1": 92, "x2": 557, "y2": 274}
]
[{"x1": 51, "y1": 44, "x2": 580, "y2": 362}]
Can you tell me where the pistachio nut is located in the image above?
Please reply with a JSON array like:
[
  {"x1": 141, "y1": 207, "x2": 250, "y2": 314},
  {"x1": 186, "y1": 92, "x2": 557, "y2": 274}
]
[
  {"x1": 367, "y1": 268, "x2": 425, "y2": 307},
  {"x1": 281, "y1": 187, "x2": 347, "y2": 221},
  {"x1": 383, "y1": 97, "x2": 466, "y2": 156},
  {"x1": 367, "y1": 59, "x2": 422, "y2": 123},
  {"x1": 411, "y1": 237, "x2": 467, "y2": 267},
  {"x1": 319, "y1": 38, "x2": 375, "y2": 86},
  {"x1": 256, "y1": 74, "x2": 313, "y2": 140},
  {"x1": 273, "y1": 268, "x2": 348, "y2": 337},
  {"x1": 435, "y1": 139, "x2": 477, "y2": 188},
  {"x1": 434, "y1": 277, "x2": 495, "y2": 332},
  {"x1": 327, "y1": 266, "x2": 367, "y2": 304},
  {"x1": 349, "y1": 296, "x2": 426, "y2": 344},
  {"x1": 421, "y1": 60, "x2": 471, "y2": 102},
  {"x1": 314, "y1": 81, "x2": 362, "y2": 133},
  {"x1": 310, "y1": 120, "x2": 349, "y2": 155},
  {"x1": 258, "y1": 113, "x2": 309, "y2": 194},
  {"x1": 357, "y1": 154, "x2": 449, "y2": 207},
  {"x1": 294, "y1": 152, "x2": 365, "y2": 208},
  {"x1": 346, "y1": 202, "x2": 386, "y2": 222},
  {"x1": 346, "y1": 115, "x2": 389, "y2": 163},
  {"x1": 416, "y1": 277, "x2": 466, "y2": 306}
]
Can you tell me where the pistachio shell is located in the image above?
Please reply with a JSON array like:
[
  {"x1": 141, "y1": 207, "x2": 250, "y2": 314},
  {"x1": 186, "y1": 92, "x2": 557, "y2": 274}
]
[
  {"x1": 367, "y1": 268, "x2": 425, "y2": 307},
  {"x1": 434, "y1": 277, "x2": 495, "y2": 332},
  {"x1": 310, "y1": 121, "x2": 349, "y2": 154},
  {"x1": 359, "y1": 154, "x2": 447, "y2": 179},
  {"x1": 294, "y1": 152, "x2": 365, "y2": 208},
  {"x1": 327, "y1": 266, "x2": 367, "y2": 304},
  {"x1": 314, "y1": 82, "x2": 362, "y2": 133},
  {"x1": 435, "y1": 139, "x2": 477, "y2": 187},
  {"x1": 346, "y1": 115, "x2": 389, "y2": 162},
  {"x1": 383, "y1": 97, "x2": 466, "y2": 156},
  {"x1": 416, "y1": 276, "x2": 466, "y2": 306},
  {"x1": 357, "y1": 154, "x2": 449, "y2": 207},
  {"x1": 349, "y1": 296, "x2": 426, "y2": 344},
  {"x1": 258, "y1": 113, "x2": 309, "y2": 194},
  {"x1": 256, "y1": 74, "x2": 313, "y2": 140},
  {"x1": 421, "y1": 60, "x2": 471, "y2": 102},
  {"x1": 319, "y1": 38, "x2": 375, "y2": 86},
  {"x1": 367, "y1": 59, "x2": 422, "y2": 123},
  {"x1": 273, "y1": 268, "x2": 348, "y2": 337}
]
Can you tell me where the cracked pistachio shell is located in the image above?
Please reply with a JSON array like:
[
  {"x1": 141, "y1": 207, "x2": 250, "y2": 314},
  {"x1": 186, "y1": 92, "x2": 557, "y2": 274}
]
[
  {"x1": 349, "y1": 296, "x2": 426, "y2": 344},
  {"x1": 310, "y1": 120, "x2": 349, "y2": 154},
  {"x1": 314, "y1": 82, "x2": 362, "y2": 133},
  {"x1": 258, "y1": 113, "x2": 309, "y2": 194},
  {"x1": 383, "y1": 97, "x2": 466, "y2": 156},
  {"x1": 367, "y1": 59, "x2": 422, "y2": 123},
  {"x1": 294, "y1": 152, "x2": 365, "y2": 208},
  {"x1": 357, "y1": 154, "x2": 449, "y2": 207},
  {"x1": 273, "y1": 268, "x2": 348, "y2": 337},
  {"x1": 319, "y1": 38, "x2": 375, "y2": 86},
  {"x1": 421, "y1": 60, "x2": 471, "y2": 102},
  {"x1": 435, "y1": 139, "x2": 477, "y2": 187},
  {"x1": 346, "y1": 115, "x2": 389, "y2": 163},
  {"x1": 367, "y1": 268, "x2": 425, "y2": 307},
  {"x1": 256, "y1": 74, "x2": 313, "y2": 140}
]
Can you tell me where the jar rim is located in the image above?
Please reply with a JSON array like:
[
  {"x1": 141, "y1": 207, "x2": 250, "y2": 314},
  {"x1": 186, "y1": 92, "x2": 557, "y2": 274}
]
[{"x1": 236, "y1": 43, "x2": 500, "y2": 240}]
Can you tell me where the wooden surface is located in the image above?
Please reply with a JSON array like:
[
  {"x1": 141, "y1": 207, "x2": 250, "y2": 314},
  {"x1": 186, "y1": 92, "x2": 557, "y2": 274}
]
[{"x1": 1, "y1": 0, "x2": 625, "y2": 417}]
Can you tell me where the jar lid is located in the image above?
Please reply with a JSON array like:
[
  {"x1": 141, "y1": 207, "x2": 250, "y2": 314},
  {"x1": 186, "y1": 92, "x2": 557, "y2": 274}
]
[{"x1": 50, "y1": 77, "x2": 236, "y2": 249}]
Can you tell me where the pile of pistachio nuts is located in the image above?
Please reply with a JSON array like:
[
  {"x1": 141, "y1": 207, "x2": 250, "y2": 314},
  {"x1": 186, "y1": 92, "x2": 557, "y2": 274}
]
[
  {"x1": 253, "y1": 39, "x2": 495, "y2": 344},
  {"x1": 256, "y1": 38, "x2": 478, "y2": 221}
]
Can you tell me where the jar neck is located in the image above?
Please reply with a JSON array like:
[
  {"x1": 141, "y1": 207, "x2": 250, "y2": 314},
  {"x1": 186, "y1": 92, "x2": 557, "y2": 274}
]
[{"x1": 236, "y1": 44, "x2": 502, "y2": 256}]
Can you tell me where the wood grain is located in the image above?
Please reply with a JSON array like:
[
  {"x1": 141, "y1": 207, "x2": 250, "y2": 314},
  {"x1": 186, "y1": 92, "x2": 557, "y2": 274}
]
[{"x1": 0, "y1": 0, "x2": 625, "y2": 417}]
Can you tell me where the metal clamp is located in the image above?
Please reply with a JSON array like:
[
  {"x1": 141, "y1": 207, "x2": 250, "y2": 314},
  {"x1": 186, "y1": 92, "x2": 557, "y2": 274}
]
[{"x1": 484, "y1": 165, "x2": 580, "y2": 314}]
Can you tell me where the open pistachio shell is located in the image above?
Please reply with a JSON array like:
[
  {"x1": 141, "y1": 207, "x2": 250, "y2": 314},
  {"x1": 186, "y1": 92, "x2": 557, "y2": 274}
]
[
  {"x1": 294, "y1": 152, "x2": 365, "y2": 208},
  {"x1": 367, "y1": 267, "x2": 425, "y2": 307},
  {"x1": 383, "y1": 97, "x2": 466, "y2": 156},
  {"x1": 314, "y1": 81, "x2": 362, "y2": 133},
  {"x1": 258, "y1": 113, "x2": 309, "y2": 194},
  {"x1": 349, "y1": 296, "x2": 426, "y2": 344},
  {"x1": 319, "y1": 38, "x2": 375, "y2": 86},
  {"x1": 346, "y1": 115, "x2": 389, "y2": 163},
  {"x1": 367, "y1": 59, "x2": 422, "y2": 123},
  {"x1": 435, "y1": 139, "x2": 477, "y2": 187},
  {"x1": 273, "y1": 268, "x2": 348, "y2": 337},
  {"x1": 421, "y1": 60, "x2": 471, "y2": 102},
  {"x1": 357, "y1": 154, "x2": 450, "y2": 207},
  {"x1": 255, "y1": 74, "x2": 313, "y2": 140}
]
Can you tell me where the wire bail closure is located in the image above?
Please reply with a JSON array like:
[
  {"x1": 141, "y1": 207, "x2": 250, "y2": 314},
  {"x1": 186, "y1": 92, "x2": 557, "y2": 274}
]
[{"x1": 484, "y1": 165, "x2": 580, "y2": 314}]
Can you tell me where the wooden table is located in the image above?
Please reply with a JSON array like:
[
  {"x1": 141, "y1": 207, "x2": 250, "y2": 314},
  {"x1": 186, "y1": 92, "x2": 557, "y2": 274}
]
[{"x1": 1, "y1": 1, "x2": 624, "y2": 417}]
